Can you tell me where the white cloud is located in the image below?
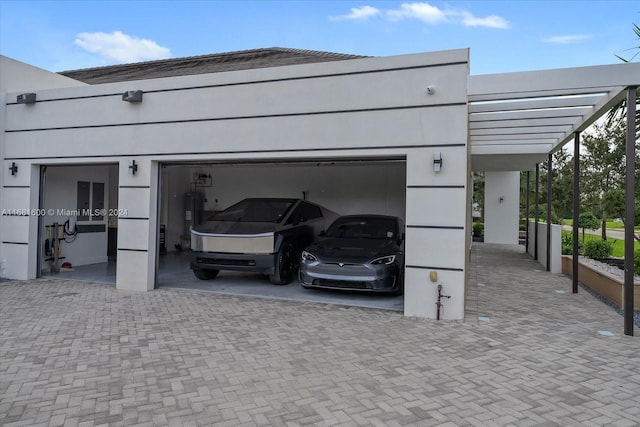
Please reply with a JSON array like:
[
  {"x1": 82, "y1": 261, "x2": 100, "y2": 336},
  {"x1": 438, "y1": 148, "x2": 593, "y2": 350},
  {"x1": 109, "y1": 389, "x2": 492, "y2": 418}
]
[
  {"x1": 74, "y1": 31, "x2": 172, "y2": 64},
  {"x1": 387, "y1": 2, "x2": 447, "y2": 24},
  {"x1": 330, "y1": 5, "x2": 381, "y2": 21},
  {"x1": 334, "y1": 2, "x2": 509, "y2": 29},
  {"x1": 543, "y1": 34, "x2": 593, "y2": 44},
  {"x1": 460, "y1": 11, "x2": 510, "y2": 29}
]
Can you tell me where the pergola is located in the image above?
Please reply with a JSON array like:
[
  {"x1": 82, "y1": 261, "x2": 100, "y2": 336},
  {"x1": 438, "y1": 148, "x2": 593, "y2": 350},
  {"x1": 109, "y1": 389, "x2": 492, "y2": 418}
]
[{"x1": 468, "y1": 62, "x2": 640, "y2": 335}]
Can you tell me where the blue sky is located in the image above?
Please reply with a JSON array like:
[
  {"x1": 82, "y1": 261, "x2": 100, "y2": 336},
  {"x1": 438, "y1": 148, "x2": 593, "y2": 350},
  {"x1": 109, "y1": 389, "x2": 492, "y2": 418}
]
[{"x1": 0, "y1": 1, "x2": 638, "y2": 75}]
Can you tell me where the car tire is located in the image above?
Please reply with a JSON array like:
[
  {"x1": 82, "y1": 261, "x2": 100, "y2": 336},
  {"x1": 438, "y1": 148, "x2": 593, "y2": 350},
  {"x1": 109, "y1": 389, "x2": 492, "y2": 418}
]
[
  {"x1": 269, "y1": 242, "x2": 294, "y2": 285},
  {"x1": 392, "y1": 271, "x2": 404, "y2": 296},
  {"x1": 193, "y1": 269, "x2": 219, "y2": 280}
]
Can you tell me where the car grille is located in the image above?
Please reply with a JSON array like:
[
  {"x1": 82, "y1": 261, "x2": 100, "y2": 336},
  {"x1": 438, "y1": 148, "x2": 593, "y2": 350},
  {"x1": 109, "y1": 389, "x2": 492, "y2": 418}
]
[{"x1": 313, "y1": 279, "x2": 372, "y2": 290}]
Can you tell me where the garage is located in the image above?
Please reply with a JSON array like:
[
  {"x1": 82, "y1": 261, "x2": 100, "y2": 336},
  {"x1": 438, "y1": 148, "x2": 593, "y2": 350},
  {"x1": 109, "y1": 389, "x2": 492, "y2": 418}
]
[
  {"x1": 38, "y1": 164, "x2": 119, "y2": 281},
  {"x1": 1, "y1": 48, "x2": 470, "y2": 320},
  {"x1": 156, "y1": 158, "x2": 406, "y2": 310}
]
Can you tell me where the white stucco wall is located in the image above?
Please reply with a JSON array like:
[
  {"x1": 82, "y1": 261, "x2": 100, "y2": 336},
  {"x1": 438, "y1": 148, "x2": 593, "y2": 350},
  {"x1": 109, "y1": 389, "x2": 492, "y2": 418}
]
[
  {"x1": 484, "y1": 171, "x2": 520, "y2": 244},
  {"x1": 527, "y1": 221, "x2": 562, "y2": 273},
  {"x1": 0, "y1": 57, "x2": 86, "y2": 278},
  {"x1": 1, "y1": 49, "x2": 470, "y2": 319},
  {"x1": 0, "y1": 56, "x2": 86, "y2": 93}
]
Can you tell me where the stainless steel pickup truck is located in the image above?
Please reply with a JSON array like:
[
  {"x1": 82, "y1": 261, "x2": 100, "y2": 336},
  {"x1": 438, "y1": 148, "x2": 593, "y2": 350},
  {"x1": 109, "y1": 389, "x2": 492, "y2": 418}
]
[{"x1": 190, "y1": 198, "x2": 337, "y2": 284}]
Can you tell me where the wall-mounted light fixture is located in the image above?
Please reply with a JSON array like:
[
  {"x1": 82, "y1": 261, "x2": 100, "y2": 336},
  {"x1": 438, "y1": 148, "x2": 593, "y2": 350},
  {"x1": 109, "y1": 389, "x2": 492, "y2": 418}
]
[
  {"x1": 9, "y1": 162, "x2": 18, "y2": 176},
  {"x1": 16, "y1": 93, "x2": 36, "y2": 104},
  {"x1": 122, "y1": 90, "x2": 143, "y2": 103},
  {"x1": 499, "y1": 196, "x2": 504, "y2": 203},
  {"x1": 433, "y1": 151, "x2": 443, "y2": 172},
  {"x1": 129, "y1": 160, "x2": 138, "y2": 175}
]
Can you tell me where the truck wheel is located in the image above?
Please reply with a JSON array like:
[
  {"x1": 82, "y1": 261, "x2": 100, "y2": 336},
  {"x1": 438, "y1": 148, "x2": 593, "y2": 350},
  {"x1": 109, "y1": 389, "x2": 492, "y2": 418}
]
[
  {"x1": 269, "y1": 243, "x2": 294, "y2": 285},
  {"x1": 193, "y1": 269, "x2": 219, "y2": 280}
]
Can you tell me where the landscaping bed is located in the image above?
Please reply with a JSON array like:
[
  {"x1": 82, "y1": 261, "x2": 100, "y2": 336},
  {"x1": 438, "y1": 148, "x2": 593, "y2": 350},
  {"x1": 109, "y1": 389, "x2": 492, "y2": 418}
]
[{"x1": 562, "y1": 256, "x2": 640, "y2": 325}]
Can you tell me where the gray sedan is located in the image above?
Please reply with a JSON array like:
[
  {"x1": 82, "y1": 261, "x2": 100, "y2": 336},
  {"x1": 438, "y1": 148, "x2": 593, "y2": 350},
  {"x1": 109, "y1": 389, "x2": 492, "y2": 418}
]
[{"x1": 299, "y1": 215, "x2": 404, "y2": 295}]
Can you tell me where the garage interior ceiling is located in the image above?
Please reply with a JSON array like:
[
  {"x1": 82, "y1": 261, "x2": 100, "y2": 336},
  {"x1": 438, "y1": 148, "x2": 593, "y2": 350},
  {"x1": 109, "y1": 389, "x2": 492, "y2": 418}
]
[{"x1": 469, "y1": 62, "x2": 640, "y2": 172}]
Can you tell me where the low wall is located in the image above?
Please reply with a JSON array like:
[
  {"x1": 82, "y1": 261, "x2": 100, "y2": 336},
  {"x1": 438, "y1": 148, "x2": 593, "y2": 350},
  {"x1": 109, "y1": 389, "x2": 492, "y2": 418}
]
[
  {"x1": 562, "y1": 256, "x2": 640, "y2": 310},
  {"x1": 527, "y1": 222, "x2": 562, "y2": 273}
]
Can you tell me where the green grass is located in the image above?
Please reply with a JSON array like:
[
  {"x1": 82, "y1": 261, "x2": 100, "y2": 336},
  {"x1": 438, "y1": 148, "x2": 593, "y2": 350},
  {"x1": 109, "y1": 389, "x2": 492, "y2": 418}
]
[
  {"x1": 562, "y1": 230, "x2": 640, "y2": 257},
  {"x1": 562, "y1": 219, "x2": 639, "y2": 230}
]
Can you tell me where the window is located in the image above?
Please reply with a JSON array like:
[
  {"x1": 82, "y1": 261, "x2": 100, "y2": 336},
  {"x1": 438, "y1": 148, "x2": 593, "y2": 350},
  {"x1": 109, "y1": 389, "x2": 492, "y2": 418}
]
[{"x1": 77, "y1": 181, "x2": 105, "y2": 221}]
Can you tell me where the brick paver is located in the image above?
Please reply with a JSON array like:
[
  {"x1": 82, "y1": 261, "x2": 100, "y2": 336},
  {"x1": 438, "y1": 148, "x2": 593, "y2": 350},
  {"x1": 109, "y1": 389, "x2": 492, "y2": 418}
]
[{"x1": 1, "y1": 243, "x2": 639, "y2": 426}]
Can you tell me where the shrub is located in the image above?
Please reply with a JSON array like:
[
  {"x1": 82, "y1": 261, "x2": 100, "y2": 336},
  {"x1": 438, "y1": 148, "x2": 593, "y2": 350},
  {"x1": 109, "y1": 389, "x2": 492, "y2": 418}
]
[
  {"x1": 561, "y1": 233, "x2": 583, "y2": 255},
  {"x1": 635, "y1": 248, "x2": 640, "y2": 276},
  {"x1": 472, "y1": 222, "x2": 484, "y2": 237},
  {"x1": 578, "y1": 211, "x2": 600, "y2": 231},
  {"x1": 584, "y1": 240, "x2": 613, "y2": 260}
]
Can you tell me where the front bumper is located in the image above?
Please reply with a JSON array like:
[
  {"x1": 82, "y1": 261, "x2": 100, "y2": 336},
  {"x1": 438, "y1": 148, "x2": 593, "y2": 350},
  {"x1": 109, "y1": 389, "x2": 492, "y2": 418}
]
[
  {"x1": 191, "y1": 251, "x2": 276, "y2": 275},
  {"x1": 299, "y1": 260, "x2": 399, "y2": 292}
]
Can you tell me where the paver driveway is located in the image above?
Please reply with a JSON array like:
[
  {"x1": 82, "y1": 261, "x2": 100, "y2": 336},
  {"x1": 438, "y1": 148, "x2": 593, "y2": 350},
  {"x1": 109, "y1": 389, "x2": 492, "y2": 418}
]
[{"x1": 1, "y1": 243, "x2": 639, "y2": 426}]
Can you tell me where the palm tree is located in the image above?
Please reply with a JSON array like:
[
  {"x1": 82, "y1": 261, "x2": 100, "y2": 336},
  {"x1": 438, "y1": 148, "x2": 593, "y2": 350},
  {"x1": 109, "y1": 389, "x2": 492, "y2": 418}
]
[{"x1": 606, "y1": 23, "x2": 639, "y2": 136}]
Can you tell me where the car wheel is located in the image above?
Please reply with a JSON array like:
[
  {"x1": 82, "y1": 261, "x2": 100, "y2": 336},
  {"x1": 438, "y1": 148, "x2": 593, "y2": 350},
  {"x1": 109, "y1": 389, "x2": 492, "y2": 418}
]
[
  {"x1": 392, "y1": 271, "x2": 404, "y2": 296},
  {"x1": 269, "y1": 242, "x2": 294, "y2": 285},
  {"x1": 193, "y1": 269, "x2": 219, "y2": 280}
]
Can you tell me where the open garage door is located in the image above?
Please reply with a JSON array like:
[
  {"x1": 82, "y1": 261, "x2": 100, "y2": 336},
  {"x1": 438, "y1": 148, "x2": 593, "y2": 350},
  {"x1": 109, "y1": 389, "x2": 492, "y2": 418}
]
[
  {"x1": 39, "y1": 164, "x2": 119, "y2": 284},
  {"x1": 156, "y1": 158, "x2": 406, "y2": 311}
]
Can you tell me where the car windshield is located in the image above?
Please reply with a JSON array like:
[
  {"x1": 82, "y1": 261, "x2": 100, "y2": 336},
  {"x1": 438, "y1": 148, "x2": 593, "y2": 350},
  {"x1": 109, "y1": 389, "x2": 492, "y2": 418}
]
[
  {"x1": 326, "y1": 217, "x2": 397, "y2": 239},
  {"x1": 208, "y1": 199, "x2": 296, "y2": 223}
]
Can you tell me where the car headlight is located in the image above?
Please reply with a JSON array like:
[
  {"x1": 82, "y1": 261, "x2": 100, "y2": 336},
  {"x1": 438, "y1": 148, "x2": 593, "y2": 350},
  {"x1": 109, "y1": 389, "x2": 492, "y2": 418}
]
[
  {"x1": 301, "y1": 251, "x2": 317, "y2": 262},
  {"x1": 369, "y1": 255, "x2": 396, "y2": 265}
]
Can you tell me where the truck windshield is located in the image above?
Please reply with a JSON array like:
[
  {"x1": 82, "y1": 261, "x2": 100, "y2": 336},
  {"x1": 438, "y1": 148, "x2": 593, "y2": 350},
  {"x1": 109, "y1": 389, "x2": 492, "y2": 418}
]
[{"x1": 209, "y1": 199, "x2": 296, "y2": 223}]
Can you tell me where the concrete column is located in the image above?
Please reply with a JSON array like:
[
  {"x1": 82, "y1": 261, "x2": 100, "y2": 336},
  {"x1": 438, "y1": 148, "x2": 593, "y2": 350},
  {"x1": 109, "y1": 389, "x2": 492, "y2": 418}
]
[
  {"x1": 0, "y1": 162, "x2": 40, "y2": 280},
  {"x1": 484, "y1": 171, "x2": 520, "y2": 244},
  {"x1": 404, "y1": 148, "x2": 467, "y2": 320},
  {"x1": 115, "y1": 158, "x2": 159, "y2": 291}
]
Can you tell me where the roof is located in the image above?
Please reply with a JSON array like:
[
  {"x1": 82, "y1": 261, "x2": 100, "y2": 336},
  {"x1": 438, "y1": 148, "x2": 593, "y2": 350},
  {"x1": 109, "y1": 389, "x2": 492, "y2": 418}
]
[
  {"x1": 468, "y1": 62, "x2": 640, "y2": 171},
  {"x1": 59, "y1": 47, "x2": 367, "y2": 84}
]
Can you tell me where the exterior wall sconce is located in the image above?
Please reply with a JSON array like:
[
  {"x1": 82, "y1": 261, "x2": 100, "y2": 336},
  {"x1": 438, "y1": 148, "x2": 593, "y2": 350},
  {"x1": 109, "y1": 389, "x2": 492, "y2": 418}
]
[
  {"x1": 499, "y1": 196, "x2": 504, "y2": 203},
  {"x1": 17, "y1": 93, "x2": 36, "y2": 104},
  {"x1": 9, "y1": 162, "x2": 18, "y2": 176},
  {"x1": 122, "y1": 90, "x2": 143, "y2": 103},
  {"x1": 129, "y1": 160, "x2": 138, "y2": 175},
  {"x1": 433, "y1": 151, "x2": 443, "y2": 172}
]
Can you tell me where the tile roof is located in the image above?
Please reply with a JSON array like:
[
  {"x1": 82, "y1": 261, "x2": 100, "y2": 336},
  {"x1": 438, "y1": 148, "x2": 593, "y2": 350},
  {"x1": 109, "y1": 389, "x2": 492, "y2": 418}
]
[{"x1": 59, "y1": 47, "x2": 368, "y2": 84}]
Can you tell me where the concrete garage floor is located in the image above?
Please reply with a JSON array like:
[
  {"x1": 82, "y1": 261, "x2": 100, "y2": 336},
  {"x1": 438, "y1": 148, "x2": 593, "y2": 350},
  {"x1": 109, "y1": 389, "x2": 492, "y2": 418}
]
[{"x1": 42, "y1": 251, "x2": 404, "y2": 311}]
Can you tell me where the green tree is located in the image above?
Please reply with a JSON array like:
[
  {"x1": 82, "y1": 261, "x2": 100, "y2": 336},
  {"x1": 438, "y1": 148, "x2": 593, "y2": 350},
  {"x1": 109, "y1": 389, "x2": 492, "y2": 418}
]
[
  {"x1": 578, "y1": 211, "x2": 600, "y2": 242},
  {"x1": 603, "y1": 188, "x2": 640, "y2": 242},
  {"x1": 472, "y1": 172, "x2": 484, "y2": 220},
  {"x1": 580, "y1": 121, "x2": 627, "y2": 240},
  {"x1": 547, "y1": 148, "x2": 574, "y2": 220},
  {"x1": 607, "y1": 23, "x2": 639, "y2": 138},
  {"x1": 603, "y1": 188, "x2": 625, "y2": 220}
]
